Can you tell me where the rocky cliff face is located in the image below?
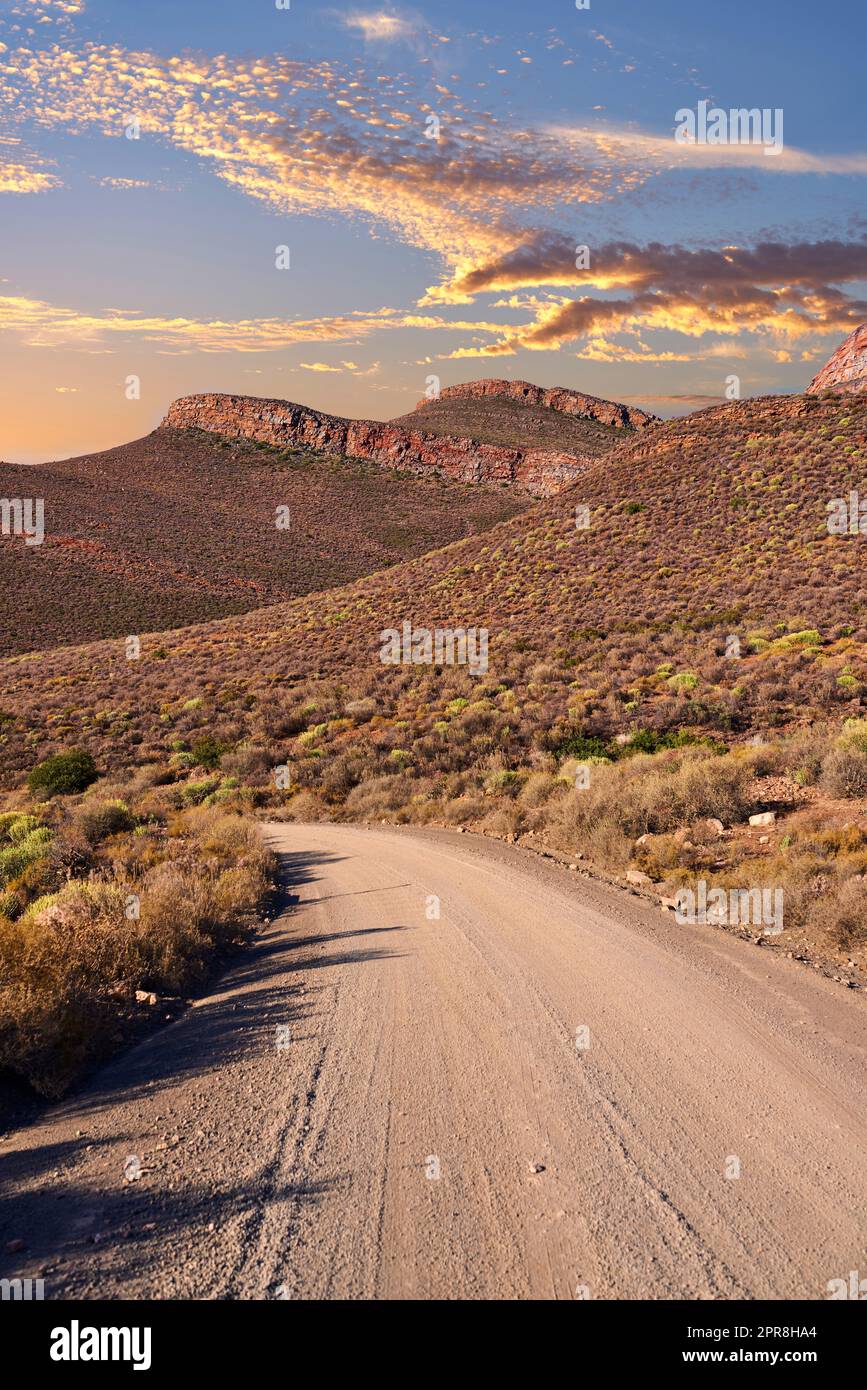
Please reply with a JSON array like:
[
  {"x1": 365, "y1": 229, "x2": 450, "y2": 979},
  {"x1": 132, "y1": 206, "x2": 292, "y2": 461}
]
[
  {"x1": 417, "y1": 379, "x2": 658, "y2": 430},
  {"x1": 162, "y1": 392, "x2": 599, "y2": 497},
  {"x1": 807, "y1": 324, "x2": 867, "y2": 396}
]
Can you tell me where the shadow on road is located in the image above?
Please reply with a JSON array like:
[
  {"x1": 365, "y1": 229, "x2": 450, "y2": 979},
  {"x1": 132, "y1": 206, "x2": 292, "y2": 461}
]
[{"x1": 0, "y1": 839, "x2": 406, "y2": 1293}]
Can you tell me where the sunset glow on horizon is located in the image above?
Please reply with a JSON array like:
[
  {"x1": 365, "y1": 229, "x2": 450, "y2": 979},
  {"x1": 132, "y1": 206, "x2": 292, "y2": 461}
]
[{"x1": 1, "y1": 0, "x2": 866, "y2": 463}]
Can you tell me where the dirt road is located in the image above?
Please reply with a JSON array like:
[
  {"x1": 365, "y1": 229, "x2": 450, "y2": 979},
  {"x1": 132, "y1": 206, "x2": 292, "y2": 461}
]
[{"x1": 1, "y1": 824, "x2": 865, "y2": 1300}]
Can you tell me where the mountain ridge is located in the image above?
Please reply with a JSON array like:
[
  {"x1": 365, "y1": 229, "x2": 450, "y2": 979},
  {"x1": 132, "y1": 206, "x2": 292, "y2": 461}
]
[
  {"x1": 162, "y1": 378, "x2": 655, "y2": 498},
  {"x1": 414, "y1": 378, "x2": 658, "y2": 430}
]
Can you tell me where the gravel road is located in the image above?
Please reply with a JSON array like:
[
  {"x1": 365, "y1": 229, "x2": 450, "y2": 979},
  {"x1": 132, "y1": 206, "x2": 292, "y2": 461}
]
[{"x1": 1, "y1": 824, "x2": 864, "y2": 1300}]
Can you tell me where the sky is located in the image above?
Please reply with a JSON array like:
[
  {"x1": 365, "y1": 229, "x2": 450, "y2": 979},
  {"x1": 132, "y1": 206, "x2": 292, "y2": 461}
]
[{"x1": 0, "y1": 0, "x2": 866, "y2": 463}]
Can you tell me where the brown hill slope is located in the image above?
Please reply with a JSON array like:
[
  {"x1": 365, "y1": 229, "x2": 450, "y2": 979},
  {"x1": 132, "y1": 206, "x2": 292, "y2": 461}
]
[
  {"x1": 1, "y1": 390, "x2": 865, "y2": 792},
  {"x1": 5, "y1": 391, "x2": 867, "y2": 978},
  {"x1": 0, "y1": 427, "x2": 528, "y2": 655},
  {"x1": 392, "y1": 377, "x2": 658, "y2": 453},
  {"x1": 5, "y1": 391, "x2": 867, "y2": 1098}
]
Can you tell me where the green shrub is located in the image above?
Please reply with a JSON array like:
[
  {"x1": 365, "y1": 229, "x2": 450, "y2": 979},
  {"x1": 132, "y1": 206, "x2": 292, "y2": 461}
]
[
  {"x1": 625, "y1": 729, "x2": 721, "y2": 756},
  {"x1": 554, "y1": 731, "x2": 612, "y2": 762},
  {"x1": 27, "y1": 749, "x2": 97, "y2": 798},
  {"x1": 770, "y1": 629, "x2": 820, "y2": 652},
  {"x1": 7, "y1": 814, "x2": 42, "y2": 843},
  {"x1": 0, "y1": 812, "x2": 41, "y2": 843},
  {"x1": 180, "y1": 776, "x2": 222, "y2": 807},
  {"x1": 191, "y1": 736, "x2": 230, "y2": 771},
  {"x1": 0, "y1": 827, "x2": 52, "y2": 886}
]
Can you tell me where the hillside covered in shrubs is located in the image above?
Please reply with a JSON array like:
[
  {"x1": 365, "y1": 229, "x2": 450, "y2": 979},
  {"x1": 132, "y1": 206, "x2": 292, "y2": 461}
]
[
  {"x1": 2, "y1": 389, "x2": 867, "y2": 1093},
  {"x1": 0, "y1": 427, "x2": 529, "y2": 655},
  {"x1": 0, "y1": 752, "x2": 274, "y2": 1096}
]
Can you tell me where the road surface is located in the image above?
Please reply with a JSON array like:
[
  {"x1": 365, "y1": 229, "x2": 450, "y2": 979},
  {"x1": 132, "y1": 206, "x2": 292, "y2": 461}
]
[{"x1": 1, "y1": 824, "x2": 865, "y2": 1300}]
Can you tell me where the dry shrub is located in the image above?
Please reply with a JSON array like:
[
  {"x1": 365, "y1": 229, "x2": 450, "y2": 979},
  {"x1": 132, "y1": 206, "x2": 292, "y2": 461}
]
[
  {"x1": 0, "y1": 809, "x2": 274, "y2": 1095},
  {"x1": 518, "y1": 771, "x2": 559, "y2": 808},
  {"x1": 776, "y1": 725, "x2": 833, "y2": 785},
  {"x1": 0, "y1": 882, "x2": 138, "y2": 1094},
  {"x1": 440, "y1": 795, "x2": 486, "y2": 825},
  {"x1": 83, "y1": 764, "x2": 172, "y2": 801},
  {"x1": 280, "y1": 789, "x2": 330, "y2": 823},
  {"x1": 344, "y1": 697, "x2": 377, "y2": 722},
  {"x1": 343, "y1": 775, "x2": 414, "y2": 819},
  {"x1": 807, "y1": 877, "x2": 867, "y2": 946},
  {"x1": 73, "y1": 799, "x2": 135, "y2": 845},
  {"x1": 548, "y1": 748, "x2": 752, "y2": 864},
  {"x1": 820, "y1": 745, "x2": 867, "y2": 798},
  {"x1": 220, "y1": 745, "x2": 273, "y2": 780},
  {"x1": 479, "y1": 805, "x2": 522, "y2": 837}
]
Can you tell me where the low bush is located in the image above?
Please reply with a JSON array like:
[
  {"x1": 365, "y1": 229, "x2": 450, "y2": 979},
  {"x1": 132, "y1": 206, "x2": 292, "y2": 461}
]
[
  {"x1": 821, "y1": 745, "x2": 867, "y2": 798},
  {"x1": 808, "y1": 877, "x2": 867, "y2": 947},
  {"x1": 27, "y1": 749, "x2": 97, "y2": 798},
  {"x1": 549, "y1": 748, "x2": 753, "y2": 860},
  {"x1": 73, "y1": 799, "x2": 135, "y2": 845},
  {"x1": 0, "y1": 801, "x2": 275, "y2": 1096}
]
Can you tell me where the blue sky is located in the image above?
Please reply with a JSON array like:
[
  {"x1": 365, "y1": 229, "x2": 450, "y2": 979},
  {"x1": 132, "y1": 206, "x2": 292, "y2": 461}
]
[{"x1": 1, "y1": 0, "x2": 865, "y2": 461}]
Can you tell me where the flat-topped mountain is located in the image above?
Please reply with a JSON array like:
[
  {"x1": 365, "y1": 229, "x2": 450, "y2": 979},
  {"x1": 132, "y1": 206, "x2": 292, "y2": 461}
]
[
  {"x1": 410, "y1": 378, "x2": 658, "y2": 430},
  {"x1": 392, "y1": 380, "x2": 655, "y2": 457},
  {"x1": 164, "y1": 378, "x2": 655, "y2": 499},
  {"x1": 0, "y1": 376, "x2": 656, "y2": 655},
  {"x1": 807, "y1": 323, "x2": 867, "y2": 395}
]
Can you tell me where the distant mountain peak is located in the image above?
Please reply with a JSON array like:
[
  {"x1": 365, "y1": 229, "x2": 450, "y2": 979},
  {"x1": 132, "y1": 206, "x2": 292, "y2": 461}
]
[
  {"x1": 807, "y1": 323, "x2": 867, "y2": 396},
  {"x1": 413, "y1": 378, "x2": 659, "y2": 430}
]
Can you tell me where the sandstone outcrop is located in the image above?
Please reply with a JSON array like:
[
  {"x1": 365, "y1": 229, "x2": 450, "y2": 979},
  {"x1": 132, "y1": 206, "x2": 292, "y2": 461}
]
[
  {"x1": 807, "y1": 323, "x2": 867, "y2": 396},
  {"x1": 416, "y1": 379, "x2": 658, "y2": 430},
  {"x1": 162, "y1": 392, "x2": 608, "y2": 497}
]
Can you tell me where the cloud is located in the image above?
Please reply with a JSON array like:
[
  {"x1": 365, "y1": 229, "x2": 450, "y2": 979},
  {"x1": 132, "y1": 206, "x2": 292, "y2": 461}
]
[
  {"x1": 0, "y1": 40, "x2": 642, "y2": 280},
  {"x1": 341, "y1": 10, "x2": 417, "y2": 43},
  {"x1": 0, "y1": 293, "x2": 401, "y2": 352},
  {"x1": 0, "y1": 157, "x2": 58, "y2": 192},
  {"x1": 6, "y1": 1, "x2": 85, "y2": 33},
  {"x1": 430, "y1": 236, "x2": 867, "y2": 356},
  {"x1": 91, "y1": 175, "x2": 153, "y2": 189},
  {"x1": 548, "y1": 122, "x2": 867, "y2": 176},
  {"x1": 2, "y1": 33, "x2": 865, "y2": 371},
  {"x1": 437, "y1": 234, "x2": 867, "y2": 303},
  {"x1": 0, "y1": 292, "x2": 499, "y2": 355},
  {"x1": 299, "y1": 361, "x2": 342, "y2": 372}
]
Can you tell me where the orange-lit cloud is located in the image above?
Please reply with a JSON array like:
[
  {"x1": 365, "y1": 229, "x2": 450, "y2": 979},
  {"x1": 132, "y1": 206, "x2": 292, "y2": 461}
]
[
  {"x1": 0, "y1": 39, "x2": 642, "y2": 281},
  {"x1": 341, "y1": 11, "x2": 417, "y2": 43},
  {"x1": 0, "y1": 156, "x2": 57, "y2": 191},
  {"x1": 1, "y1": 30, "x2": 866, "y2": 373},
  {"x1": 0, "y1": 291, "x2": 505, "y2": 354},
  {"x1": 433, "y1": 237, "x2": 867, "y2": 357}
]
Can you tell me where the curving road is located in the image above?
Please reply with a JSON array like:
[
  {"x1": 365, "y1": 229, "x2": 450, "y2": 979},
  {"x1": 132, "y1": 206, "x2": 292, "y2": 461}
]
[{"x1": 1, "y1": 824, "x2": 865, "y2": 1300}]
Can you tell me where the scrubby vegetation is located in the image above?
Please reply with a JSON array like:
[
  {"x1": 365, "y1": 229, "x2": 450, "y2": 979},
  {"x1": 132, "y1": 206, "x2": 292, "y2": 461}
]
[
  {"x1": 0, "y1": 426, "x2": 528, "y2": 655},
  {"x1": 0, "y1": 772, "x2": 275, "y2": 1096},
  {"x1": 1, "y1": 391, "x2": 865, "y2": 1096},
  {"x1": 27, "y1": 748, "x2": 97, "y2": 798}
]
